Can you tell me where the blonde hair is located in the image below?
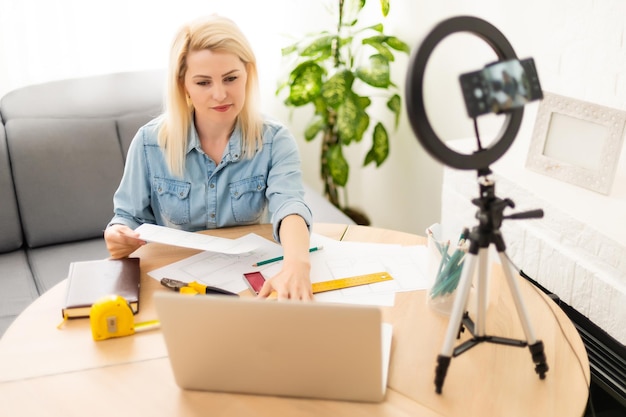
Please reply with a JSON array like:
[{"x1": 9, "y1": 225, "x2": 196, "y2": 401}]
[{"x1": 158, "y1": 15, "x2": 263, "y2": 176}]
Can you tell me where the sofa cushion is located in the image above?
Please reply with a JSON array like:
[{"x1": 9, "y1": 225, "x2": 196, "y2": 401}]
[
  {"x1": 117, "y1": 111, "x2": 161, "y2": 158},
  {"x1": 0, "y1": 121, "x2": 23, "y2": 252},
  {"x1": 0, "y1": 70, "x2": 165, "y2": 120},
  {"x1": 0, "y1": 250, "x2": 39, "y2": 336},
  {"x1": 27, "y1": 238, "x2": 109, "y2": 293},
  {"x1": 6, "y1": 118, "x2": 125, "y2": 247}
]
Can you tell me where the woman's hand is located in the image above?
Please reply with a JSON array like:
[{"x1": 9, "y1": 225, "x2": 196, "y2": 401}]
[
  {"x1": 257, "y1": 259, "x2": 313, "y2": 301},
  {"x1": 256, "y1": 214, "x2": 312, "y2": 300},
  {"x1": 104, "y1": 224, "x2": 146, "y2": 259}
]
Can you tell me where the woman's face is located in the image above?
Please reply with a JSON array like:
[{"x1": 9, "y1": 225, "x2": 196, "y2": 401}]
[{"x1": 184, "y1": 49, "x2": 247, "y2": 128}]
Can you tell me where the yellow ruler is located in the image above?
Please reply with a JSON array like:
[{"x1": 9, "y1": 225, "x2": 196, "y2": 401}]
[{"x1": 311, "y1": 271, "x2": 393, "y2": 294}]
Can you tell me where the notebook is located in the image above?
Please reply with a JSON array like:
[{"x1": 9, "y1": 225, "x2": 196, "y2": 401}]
[
  {"x1": 154, "y1": 292, "x2": 392, "y2": 402},
  {"x1": 62, "y1": 257, "x2": 140, "y2": 318}
]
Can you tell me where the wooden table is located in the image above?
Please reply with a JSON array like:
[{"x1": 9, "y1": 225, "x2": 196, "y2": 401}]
[{"x1": 0, "y1": 224, "x2": 590, "y2": 417}]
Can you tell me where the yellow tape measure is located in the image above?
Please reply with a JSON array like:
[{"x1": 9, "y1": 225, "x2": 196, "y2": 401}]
[
  {"x1": 312, "y1": 271, "x2": 393, "y2": 294},
  {"x1": 89, "y1": 295, "x2": 160, "y2": 341}
]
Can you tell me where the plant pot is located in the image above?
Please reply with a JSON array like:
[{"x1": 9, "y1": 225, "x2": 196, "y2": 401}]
[{"x1": 342, "y1": 207, "x2": 371, "y2": 226}]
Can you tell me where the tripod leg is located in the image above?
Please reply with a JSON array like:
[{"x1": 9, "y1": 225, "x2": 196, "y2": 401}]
[
  {"x1": 435, "y1": 253, "x2": 477, "y2": 393},
  {"x1": 529, "y1": 340, "x2": 549, "y2": 379},
  {"x1": 496, "y1": 252, "x2": 549, "y2": 378},
  {"x1": 475, "y1": 248, "x2": 489, "y2": 337}
]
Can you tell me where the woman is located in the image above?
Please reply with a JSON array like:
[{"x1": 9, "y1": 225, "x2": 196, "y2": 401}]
[{"x1": 104, "y1": 15, "x2": 313, "y2": 300}]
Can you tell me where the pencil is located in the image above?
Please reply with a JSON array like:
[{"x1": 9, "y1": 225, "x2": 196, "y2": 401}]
[{"x1": 252, "y1": 246, "x2": 324, "y2": 267}]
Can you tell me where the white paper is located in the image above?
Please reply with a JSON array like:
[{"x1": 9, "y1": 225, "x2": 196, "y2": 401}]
[
  {"x1": 147, "y1": 233, "x2": 282, "y2": 294},
  {"x1": 136, "y1": 223, "x2": 258, "y2": 254},
  {"x1": 307, "y1": 234, "x2": 430, "y2": 300}
]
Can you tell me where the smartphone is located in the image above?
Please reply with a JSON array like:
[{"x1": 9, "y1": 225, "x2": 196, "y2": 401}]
[
  {"x1": 243, "y1": 271, "x2": 266, "y2": 295},
  {"x1": 459, "y1": 57, "x2": 543, "y2": 118}
]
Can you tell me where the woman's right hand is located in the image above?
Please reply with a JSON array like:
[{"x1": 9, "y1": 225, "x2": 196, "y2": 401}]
[{"x1": 104, "y1": 224, "x2": 146, "y2": 259}]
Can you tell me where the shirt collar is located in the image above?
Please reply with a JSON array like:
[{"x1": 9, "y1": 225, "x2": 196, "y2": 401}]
[{"x1": 186, "y1": 121, "x2": 243, "y2": 163}]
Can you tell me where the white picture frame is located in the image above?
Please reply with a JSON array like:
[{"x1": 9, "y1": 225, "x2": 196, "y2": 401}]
[{"x1": 525, "y1": 92, "x2": 626, "y2": 195}]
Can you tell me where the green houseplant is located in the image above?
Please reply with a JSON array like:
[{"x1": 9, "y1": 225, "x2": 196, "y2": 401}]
[{"x1": 277, "y1": 0, "x2": 410, "y2": 224}]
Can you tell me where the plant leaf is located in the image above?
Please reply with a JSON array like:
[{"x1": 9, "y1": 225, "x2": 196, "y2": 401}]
[
  {"x1": 304, "y1": 116, "x2": 326, "y2": 141},
  {"x1": 275, "y1": 79, "x2": 288, "y2": 96},
  {"x1": 365, "y1": 23, "x2": 384, "y2": 33},
  {"x1": 380, "y1": 0, "x2": 390, "y2": 17},
  {"x1": 344, "y1": 0, "x2": 366, "y2": 16},
  {"x1": 356, "y1": 95, "x2": 372, "y2": 109},
  {"x1": 286, "y1": 61, "x2": 325, "y2": 106},
  {"x1": 363, "y1": 34, "x2": 386, "y2": 43},
  {"x1": 336, "y1": 97, "x2": 358, "y2": 144},
  {"x1": 355, "y1": 110, "x2": 370, "y2": 142},
  {"x1": 281, "y1": 43, "x2": 298, "y2": 56},
  {"x1": 364, "y1": 122, "x2": 389, "y2": 167},
  {"x1": 321, "y1": 70, "x2": 355, "y2": 109},
  {"x1": 301, "y1": 35, "x2": 334, "y2": 59},
  {"x1": 355, "y1": 54, "x2": 390, "y2": 88},
  {"x1": 386, "y1": 94, "x2": 401, "y2": 128},
  {"x1": 354, "y1": 96, "x2": 371, "y2": 142},
  {"x1": 312, "y1": 96, "x2": 330, "y2": 120},
  {"x1": 362, "y1": 36, "x2": 395, "y2": 61},
  {"x1": 312, "y1": 95, "x2": 329, "y2": 118},
  {"x1": 326, "y1": 144, "x2": 349, "y2": 187},
  {"x1": 384, "y1": 36, "x2": 411, "y2": 54},
  {"x1": 337, "y1": 95, "x2": 369, "y2": 144}
]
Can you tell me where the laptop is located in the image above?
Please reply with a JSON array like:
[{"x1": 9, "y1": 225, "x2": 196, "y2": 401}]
[{"x1": 154, "y1": 292, "x2": 393, "y2": 402}]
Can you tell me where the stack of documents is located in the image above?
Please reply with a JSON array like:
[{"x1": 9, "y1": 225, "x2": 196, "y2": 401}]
[{"x1": 144, "y1": 226, "x2": 429, "y2": 306}]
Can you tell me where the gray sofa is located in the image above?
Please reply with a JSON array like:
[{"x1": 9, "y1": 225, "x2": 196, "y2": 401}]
[{"x1": 0, "y1": 70, "x2": 353, "y2": 337}]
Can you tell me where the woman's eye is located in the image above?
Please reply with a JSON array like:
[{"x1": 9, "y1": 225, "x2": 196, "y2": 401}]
[{"x1": 225, "y1": 76, "x2": 238, "y2": 83}]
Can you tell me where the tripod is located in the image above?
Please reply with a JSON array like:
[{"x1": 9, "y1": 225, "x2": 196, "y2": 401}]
[{"x1": 434, "y1": 170, "x2": 549, "y2": 394}]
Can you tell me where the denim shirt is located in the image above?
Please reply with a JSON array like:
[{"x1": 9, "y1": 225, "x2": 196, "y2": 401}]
[{"x1": 108, "y1": 116, "x2": 312, "y2": 242}]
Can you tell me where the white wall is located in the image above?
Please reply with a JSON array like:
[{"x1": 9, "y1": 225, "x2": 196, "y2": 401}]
[{"x1": 2, "y1": 0, "x2": 625, "y2": 237}]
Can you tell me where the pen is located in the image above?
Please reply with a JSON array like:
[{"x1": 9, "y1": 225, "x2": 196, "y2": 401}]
[
  {"x1": 430, "y1": 232, "x2": 468, "y2": 298},
  {"x1": 252, "y1": 246, "x2": 324, "y2": 267}
]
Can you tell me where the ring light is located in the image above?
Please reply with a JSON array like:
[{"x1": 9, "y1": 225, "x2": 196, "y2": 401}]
[{"x1": 405, "y1": 16, "x2": 523, "y2": 170}]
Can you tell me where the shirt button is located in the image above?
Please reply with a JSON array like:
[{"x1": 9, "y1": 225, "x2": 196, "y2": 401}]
[
  {"x1": 210, "y1": 183, "x2": 215, "y2": 189},
  {"x1": 210, "y1": 213, "x2": 215, "y2": 218},
  {"x1": 234, "y1": 191, "x2": 239, "y2": 196},
  {"x1": 157, "y1": 187, "x2": 162, "y2": 193},
  {"x1": 257, "y1": 185, "x2": 262, "y2": 190},
  {"x1": 179, "y1": 192, "x2": 184, "y2": 197}
]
